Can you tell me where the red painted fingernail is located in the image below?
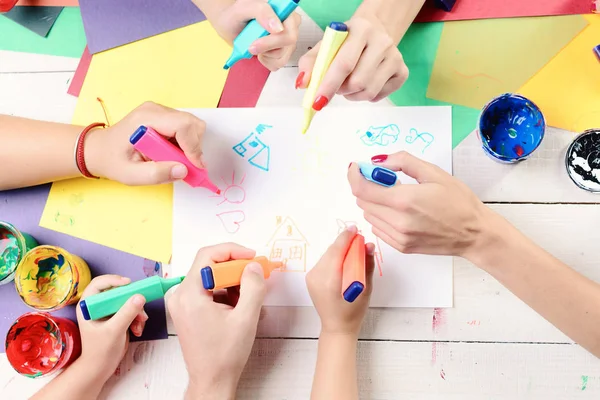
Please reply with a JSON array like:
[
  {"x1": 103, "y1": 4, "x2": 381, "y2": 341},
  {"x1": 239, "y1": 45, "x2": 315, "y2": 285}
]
[
  {"x1": 312, "y1": 95, "x2": 329, "y2": 111},
  {"x1": 371, "y1": 154, "x2": 388, "y2": 163},
  {"x1": 295, "y1": 71, "x2": 305, "y2": 89},
  {"x1": 348, "y1": 162, "x2": 352, "y2": 169}
]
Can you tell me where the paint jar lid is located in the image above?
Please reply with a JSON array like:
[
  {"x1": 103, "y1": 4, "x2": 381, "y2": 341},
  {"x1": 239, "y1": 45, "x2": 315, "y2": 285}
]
[
  {"x1": 565, "y1": 128, "x2": 600, "y2": 193},
  {"x1": 478, "y1": 93, "x2": 545, "y2": 163},
  {"x1": 15, "y1": 246, "x2": 77, "y2": 311}
]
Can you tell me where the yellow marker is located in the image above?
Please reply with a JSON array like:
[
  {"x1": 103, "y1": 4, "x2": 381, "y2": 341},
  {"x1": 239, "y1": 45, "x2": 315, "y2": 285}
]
[{"x1": 301, "y1": 22, "x2": 349, "y2": 134}]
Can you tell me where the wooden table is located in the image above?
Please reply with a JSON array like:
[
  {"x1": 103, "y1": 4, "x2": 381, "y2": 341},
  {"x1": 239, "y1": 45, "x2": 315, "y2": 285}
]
[{"x1": 2, "y1": 16, "x2": 600, "y2": 399}]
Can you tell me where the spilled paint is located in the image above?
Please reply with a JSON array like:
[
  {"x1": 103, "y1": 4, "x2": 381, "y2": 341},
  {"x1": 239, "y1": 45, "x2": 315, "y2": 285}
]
[
  {"x1": 440, "y1": 369, "x2": 446, "y2": 380},
  {"x1": 581, "y1": 375, "x2": 588, "y2": 391},
  {"x1": 432, "y1": 308, "x2": 445, "y2": 333}
]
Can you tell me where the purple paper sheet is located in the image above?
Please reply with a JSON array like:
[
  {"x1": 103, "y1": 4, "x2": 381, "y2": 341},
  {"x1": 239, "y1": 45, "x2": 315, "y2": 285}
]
[
  {"x1": 79, "y1": 0, "x2": 207, "y2": 54},
  {"x1": 0, "y1": 184, "x2": 168, "y2": 353}
]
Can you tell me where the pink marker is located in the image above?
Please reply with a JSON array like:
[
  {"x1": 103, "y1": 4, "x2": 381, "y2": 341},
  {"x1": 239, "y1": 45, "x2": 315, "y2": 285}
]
[{"x1": 129, "y1": 126, "x2": 220, "y2": 194}]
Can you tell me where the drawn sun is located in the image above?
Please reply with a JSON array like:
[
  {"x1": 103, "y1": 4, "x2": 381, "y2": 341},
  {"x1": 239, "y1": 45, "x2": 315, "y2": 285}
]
[{"x1": 210, "y1": 170, "x2": 246, "y2": 206}]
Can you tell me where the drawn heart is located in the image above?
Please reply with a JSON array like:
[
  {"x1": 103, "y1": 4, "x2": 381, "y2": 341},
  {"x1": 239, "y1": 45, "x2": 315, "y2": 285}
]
[{"x1": 217, "y1": 211, "x2": 246, "y2": 234}]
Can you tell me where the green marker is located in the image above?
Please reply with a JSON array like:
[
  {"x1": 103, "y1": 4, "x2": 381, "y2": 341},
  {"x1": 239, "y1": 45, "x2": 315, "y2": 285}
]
[{"x1": 79, "y1": 275, "x2": 184, "y2": 321}]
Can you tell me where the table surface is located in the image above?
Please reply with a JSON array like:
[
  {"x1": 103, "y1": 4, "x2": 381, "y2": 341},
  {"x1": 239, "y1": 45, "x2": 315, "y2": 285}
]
[{"x1": 2, "y1": 13, "x2": 600, "y2": 399}]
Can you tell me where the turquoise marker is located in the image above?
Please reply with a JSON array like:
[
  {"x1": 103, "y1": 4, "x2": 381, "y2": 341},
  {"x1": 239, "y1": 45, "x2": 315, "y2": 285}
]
[
  {"x1": 223, "y1": 0, "x2": 300, "y2": 70},
  {"x1": 79, "y1": 276, "x2": 184, "y2": 321},
  {"x1": 357, "y1": 162, "x2": 398, "y2": 187}
]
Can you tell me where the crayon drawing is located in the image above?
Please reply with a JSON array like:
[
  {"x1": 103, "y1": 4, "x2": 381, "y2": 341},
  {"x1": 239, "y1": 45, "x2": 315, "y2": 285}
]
[
  {"x1": 210, "y1": 171, "x2": 247, "y2": 206},
  {"x1": 232, "y1": 123, "x2": 273, "y2": 171},
  {"x1": 358, "y1": 124, "x2": 400, "y2": 147},
  {"x1": 217, "y1": 210, "x2": 246, "y2": 234},
  {"x1": 267, "y1": 216, "x2": 309, "y2": 273},
  {"x1": 405, "y1": 128, "x2": 435, "y2": 153}
]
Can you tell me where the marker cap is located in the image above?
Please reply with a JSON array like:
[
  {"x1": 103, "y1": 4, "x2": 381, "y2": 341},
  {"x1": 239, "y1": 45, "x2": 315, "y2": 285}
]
[{"x1": 357, "y1": 162, "x2": 398, "y2": 187}]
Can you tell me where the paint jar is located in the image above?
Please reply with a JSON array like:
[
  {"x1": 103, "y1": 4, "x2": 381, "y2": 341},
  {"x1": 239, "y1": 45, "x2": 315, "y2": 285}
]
[
  {"x1": 15, "y1": 245, "x2": 91, "y2": 311},
  {"x1": 477, "y1": 93, "x2": 545, "y2": 163},
  {"x1": 5, "y1": 312, "x2": 81, "y2": 378},
  {"x1": 0, "y1": 221, "x2": 38, "y2": 286},
  {"x1": 565, "y1": 128, "x2": 600, "y2": 193}
]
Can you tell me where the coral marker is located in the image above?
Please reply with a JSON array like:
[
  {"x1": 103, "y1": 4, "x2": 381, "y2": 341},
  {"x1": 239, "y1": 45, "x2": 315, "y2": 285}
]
[{"x1": 342, "y1": 234, "x2": 366, "y2": 303}]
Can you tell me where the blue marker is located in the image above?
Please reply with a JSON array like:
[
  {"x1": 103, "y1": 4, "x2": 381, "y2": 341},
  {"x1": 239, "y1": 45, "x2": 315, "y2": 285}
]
[
  {"x1": 357, "y1": 162, "x2": 397, "y2": 187},
  {"x1": 223, "y1": 0, "x2": 300, "y2": 70}
]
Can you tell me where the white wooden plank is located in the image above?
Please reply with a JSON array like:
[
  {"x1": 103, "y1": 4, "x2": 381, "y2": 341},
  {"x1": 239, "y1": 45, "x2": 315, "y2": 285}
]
[
  {"x1": 2, "y1": 338, "x2": 598, "y2": 399},
  {"x1": 0, "y1": 51, "x2": 79, "y2": 73},
  {"x1": 0, "y1": 72, "x2": 76, "y2": 123},
  {"x1": 163, "y1": 204, "x2": 600, "y2": 344}
]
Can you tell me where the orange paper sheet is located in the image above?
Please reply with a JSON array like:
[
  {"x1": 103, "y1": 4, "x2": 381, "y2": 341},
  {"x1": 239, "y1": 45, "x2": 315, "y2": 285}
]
[{"x1": 518, "y1": 15, "x2": 600, "y2": 132}]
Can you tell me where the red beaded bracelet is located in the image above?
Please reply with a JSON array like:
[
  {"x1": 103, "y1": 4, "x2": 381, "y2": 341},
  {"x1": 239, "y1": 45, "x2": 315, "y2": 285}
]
[{"x1": 74, "y1": 122, "x2": 106, "y2": 179}]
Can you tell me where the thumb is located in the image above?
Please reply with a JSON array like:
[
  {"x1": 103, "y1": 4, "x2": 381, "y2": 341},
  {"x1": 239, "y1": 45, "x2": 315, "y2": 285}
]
[
  {"x1": 233, "y1": 262, "x2": 267, "y2": 322},
  {"x1": 296, "y1": 43, "x2": 320, "y2": 89},
  {"x1": 372, "y1": 151, "x2": 442, "y2": 184},
  {"x1": 124, "y1": 161, "x2": 188, "y2": 185},
  {"x1": 109, "y1": 294, "x2": 146, "y2": 332}
]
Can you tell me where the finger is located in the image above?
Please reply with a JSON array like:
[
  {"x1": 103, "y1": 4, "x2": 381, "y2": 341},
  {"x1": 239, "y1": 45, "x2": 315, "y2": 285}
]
[
  {"x1": 337, "y1": 41, "x2": 388, "y2": 97},
  {"x1": 234, "y1": 0, "x2": 283, "y2": 34},
  {"x1": 251, "y1": 13, "x2": 299, "y2": 55},
  {"x1": 80, "y1": 275, "x2": 131, "y2": 300},
  {"x1": 371, "y1": 151, "x2": 444, "y2": 184},
  {"x1": 348, "y1": 162, "x2": 407, "y2": 206},
  {"x1": 130, "y1": 312, "x2": 148, "y2": 337},
  {"x1": 296, "y1": 42, "x2": 320, "y2": 89},
  {"x1": 317, "y1": 225, "x2": 359, "y2": 272},
  {"x1": 232, "y1": 262, "x2": 267, "y2": 322},
  {"x1": 372, "y1": 225, "x2": 410, "y2": 254},
  {"x1": 357, "y1": 198, "x2": 416, "y2": 235},
  {"x1": 109, "y1": 294, "x2": 146, "y2": 332},
  {"x1": 312, "y1": 34, "x2": 367, "y2": 110},
  {"x1": 343, "y1": 56, "x2": 406, "y2": 102},
  {"x1": 369, "y1": 59, "x2": 409, "y2": 102}
]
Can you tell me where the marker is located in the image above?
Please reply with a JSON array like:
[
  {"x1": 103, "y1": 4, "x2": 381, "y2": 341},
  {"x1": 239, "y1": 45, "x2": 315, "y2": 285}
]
[
  {"x1": 357, "y1": 162, "x2": 398, "y2": 187},
  {"x1": 129, "y1": 126, "x2": 220, "y2": 193},
  {"x1": 80, "y1": 275, "x2": 184, "y2": 321},
  {"x1": 594, "y1": 44, "x2": 600, "y2": 62},
  {"x1": 342, "y1": 233, "x2": 366, "y2": 303},
  {"x1": 301, "y1": 22, "x2": 349, "y2": 134},
  {"x1": 434, "y1": 0, "x2": 457, "y2": 12},
  {"x1": 224, "y1": 0, "x2": 300, "y2": 70},
  {"x1": 201, "y1": 257, "x2": 283, "y2": 290}
]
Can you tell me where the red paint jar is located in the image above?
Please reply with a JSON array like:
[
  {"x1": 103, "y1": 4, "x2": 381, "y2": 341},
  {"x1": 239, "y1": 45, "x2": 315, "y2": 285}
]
[
  {"x1": 0, "y1": 0, "x2": 18, "y2": 13},
  {"x1": 5, "y1": 312, "x2": 81, "y2": 378}
]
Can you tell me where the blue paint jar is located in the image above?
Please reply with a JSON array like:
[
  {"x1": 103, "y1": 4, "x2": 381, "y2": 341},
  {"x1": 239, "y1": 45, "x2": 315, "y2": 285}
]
[{"x1": 477, "y1": 93, "x2": 546, "y2": 163}]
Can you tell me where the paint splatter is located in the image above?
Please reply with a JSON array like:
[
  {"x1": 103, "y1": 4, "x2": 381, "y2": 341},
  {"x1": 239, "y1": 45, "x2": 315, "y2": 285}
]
[
  {"x1": 467, "y1": 320, "x2": 480, "y2": 326},
  {"x1": 440, "y1": 369, "x2": 446, "y2": 380},
  {"x1": 581, "y1": 375, "x2": 588, "y2": 391},
  {"x1": 431, "y1": 342, "x2": 437, "y2": 365},
  {"x1": 432, "y1": 308, "x2": 445, "y2": 334}
]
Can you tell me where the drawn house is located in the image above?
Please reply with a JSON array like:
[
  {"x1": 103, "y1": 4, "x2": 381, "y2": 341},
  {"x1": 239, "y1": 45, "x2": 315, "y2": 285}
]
[
  {"x1": 232, "y1": 132, "x2": 271, "y2": 171},
  {"x1": 266, "y1": 217, "x2": 309, "y2": 272}
]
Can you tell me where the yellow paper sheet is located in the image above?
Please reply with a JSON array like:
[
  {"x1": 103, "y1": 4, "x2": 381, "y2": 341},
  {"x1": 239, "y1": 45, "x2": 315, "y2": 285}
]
[
  {"x1": 518, "y1": 15, "x2": 600, "y2": 133},
  {"x1": 427, "y1": 15, "x2": 588, "y2": 109},
  {"x1": 40, "y1": 21, "x2": 231, "y2": 262}
]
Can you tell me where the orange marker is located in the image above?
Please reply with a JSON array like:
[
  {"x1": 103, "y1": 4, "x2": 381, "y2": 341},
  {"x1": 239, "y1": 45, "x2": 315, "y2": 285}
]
[
  {"x1": 341, "y1": 234, "x2": 366, "y2": 302},
  {"x1": 201, "y1": 257, "x2": 283, "y2": 290}
]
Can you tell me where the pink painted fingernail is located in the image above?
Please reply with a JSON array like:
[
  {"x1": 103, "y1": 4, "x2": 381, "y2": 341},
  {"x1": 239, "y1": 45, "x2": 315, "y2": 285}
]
[{"x1": 249, "y1": 45, "x2": 258, "y2": 55}]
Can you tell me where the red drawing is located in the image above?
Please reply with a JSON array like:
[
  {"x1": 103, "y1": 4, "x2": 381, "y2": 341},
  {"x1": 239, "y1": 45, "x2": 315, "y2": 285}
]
[
  {"x1": 267, "y1": 216, "x2": 309, "y2": 272},
  {"x1": 217, "y1": 210, "x2": 246, "y2": 234},
  {"x1": 210, "y1": 171, "x2": 246, "y2": 206},
  {"x1": 452, "y1": 69, "x2": 504, "y2": 85}
]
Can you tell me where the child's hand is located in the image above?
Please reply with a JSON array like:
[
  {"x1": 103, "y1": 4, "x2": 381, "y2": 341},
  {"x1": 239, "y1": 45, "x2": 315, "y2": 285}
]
[
  {"x1": 75, "y1": 275, "x2": 148, "y2": 382},
  {"x1": 297, "y1": 16, "x2": 409, "y2": 106},
  {"x1": 85, "y1": 101, "x2": 206, "y2": 186},
  {"x1": 168, "y1": 243, "x2": 267, "y2": 399},
  {"x1": 306, "y1": 226, "x2": 375, "y2": 337},
  {"x1": 198, "y1": 0, "x2": 301, "y2": 71}
]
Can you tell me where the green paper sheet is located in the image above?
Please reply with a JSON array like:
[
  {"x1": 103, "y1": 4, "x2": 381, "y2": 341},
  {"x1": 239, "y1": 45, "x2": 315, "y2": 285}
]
[
  {"x1": 426, "y1": 15, "x2": 588, "y2": 110},
  {"x1": 301, "y1": 2, "x2": 479, "y2": 147},
  {"x1": 0, "y1": 7, "x2": 85, "y2": 57}
]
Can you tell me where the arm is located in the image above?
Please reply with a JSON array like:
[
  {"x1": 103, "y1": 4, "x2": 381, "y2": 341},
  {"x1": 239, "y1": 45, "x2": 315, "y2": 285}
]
[
  {"x1": 354, "y1": 0, "x2": 426, "y2": 43},
  {"x1": 306, "y1": 227, "x2": 375, "y2": 400},
  {"x1": 469, "y1": 210, "x2": 600, "y2": 356},
  {"x1": 0, "y1": 102, "x2": 206, "y2": 190},
  {"x1": 30, "y1": 358, "x2": 106, "y2": 400}
]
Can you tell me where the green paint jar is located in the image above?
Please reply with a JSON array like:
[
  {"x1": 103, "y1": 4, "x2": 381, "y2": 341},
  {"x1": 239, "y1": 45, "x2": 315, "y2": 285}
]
[{"x1": 0, "y1": 221, "x2": 39, "y2": 286}]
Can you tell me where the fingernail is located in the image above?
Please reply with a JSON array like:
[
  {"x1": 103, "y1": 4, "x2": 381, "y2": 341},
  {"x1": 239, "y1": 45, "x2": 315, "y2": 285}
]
[
  {"x1": 348, "y1": 162, "x2": 353, "y2": 169},
  {"x1": 132, "y1": 295, "x2": 145, "y2": 307},
  {"x1": 249, "y1": 45, "x2": 258, "y2": 55},
  {"x1": 346, "y1": 225, "x2": 358, "y2": 233},
  {"x1": 121, "y1": 276, "x2": 131, "y2": 283},
  {"x1": 312, "y1": 95, "x2": 329, "y2": 111},
  {"x1": 371, "y1": 154, "x2": 388, "y2": 163},
  {"x1": 269, "y1": 18, "x2": 283, "y2": 32},
  {"x1": 171, "y1": 164, "x2": 188, "y2": 179},
  {"x1": 246, "y1": 262, "x2": 264, "y2": 276},
  {"x1": 295, "y1": 71, "x2": 305, "y2": 89}
]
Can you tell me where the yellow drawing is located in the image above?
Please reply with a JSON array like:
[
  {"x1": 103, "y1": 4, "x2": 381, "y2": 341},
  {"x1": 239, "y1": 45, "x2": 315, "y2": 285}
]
[{"x1": 266, "y1": 216, "x2": 309, "y2": 272}]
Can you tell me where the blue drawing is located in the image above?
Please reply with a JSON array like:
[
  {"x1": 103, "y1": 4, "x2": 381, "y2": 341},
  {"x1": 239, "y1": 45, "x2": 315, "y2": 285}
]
[
  {"x1": 358, "y1": 124, "x2": 400, "y2": 146},
  {"x1": 232, "y1": 124, "x2": 272, "y2": 171},
  {"x1": 405, "y1": 128, "x2": 434, "y2": 153}
]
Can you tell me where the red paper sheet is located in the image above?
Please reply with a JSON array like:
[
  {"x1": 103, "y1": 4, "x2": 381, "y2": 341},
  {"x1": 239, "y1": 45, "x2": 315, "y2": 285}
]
[
  {"x1": 67, "y1": 46, "x2": 91, "y2": 97},
  {"x1": 416, "y1": 0, "x2": 596, "y2": 22},
  {"x1": 218, "y1": 57, "x2": 270, "y2": 108},
  {"x1": 17, "y1": 0, "x2": 78, "y2": 5}
]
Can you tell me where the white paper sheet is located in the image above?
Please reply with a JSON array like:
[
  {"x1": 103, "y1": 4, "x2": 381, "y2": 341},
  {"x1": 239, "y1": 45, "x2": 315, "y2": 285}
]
[{"x1": 172, "y1": 107, "x2": 453, "y2": 307}]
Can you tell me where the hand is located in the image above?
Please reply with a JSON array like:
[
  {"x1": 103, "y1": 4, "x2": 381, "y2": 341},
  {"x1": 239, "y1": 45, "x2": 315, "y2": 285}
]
[
  {"x1": 348, "y1": 152, "x2": 490, "y2": 258},
  {"x1": 75, "y1": 275, "x2": 148, "y2": 382},
  {"x1": 85, "y1": 101, "x2": 206, "y2": 186},
  {"x1": 168, "y1": 243, "x2": 267, "y2": 399},
  {"x1": 306, "y1": 226, "x2": 375, "y2": 337},
  {"x1": 199, "y1": 0, "x2": 301, "y2": 71},
  {"x1": 297, "y1": 16, "x2": 408, "y2": 107}
]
